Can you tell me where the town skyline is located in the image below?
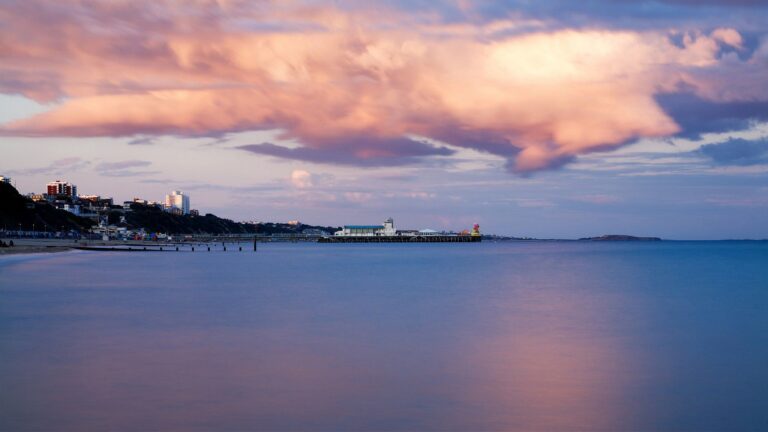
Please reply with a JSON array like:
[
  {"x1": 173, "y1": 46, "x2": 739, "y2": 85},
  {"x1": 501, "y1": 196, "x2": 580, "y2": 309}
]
[{"x1": 2, "y1": 1, "x2": 768, "y2": 239}]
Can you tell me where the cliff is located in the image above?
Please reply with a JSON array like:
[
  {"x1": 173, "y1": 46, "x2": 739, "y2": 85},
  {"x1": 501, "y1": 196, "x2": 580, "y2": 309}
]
[
  {"x1": 0, "y1": 182, "x2": 95, "y2": 231},
  {"x1": 117, "y1": 203, "x2": 339, "y2": 235}
]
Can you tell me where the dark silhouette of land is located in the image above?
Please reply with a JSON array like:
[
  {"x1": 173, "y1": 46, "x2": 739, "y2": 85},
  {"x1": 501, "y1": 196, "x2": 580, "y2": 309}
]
[
  {"x1": 578, "y1": 235, "x2": 662, "y2": 241},
  {"x1": 0, "y1": 182, "x2": 339, "y2": 236}
]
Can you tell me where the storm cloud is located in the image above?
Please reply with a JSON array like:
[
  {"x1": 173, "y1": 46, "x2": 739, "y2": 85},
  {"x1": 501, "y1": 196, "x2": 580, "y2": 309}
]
[{"x1": 1, "y1": 1, "x2": 767, "y2": 173}]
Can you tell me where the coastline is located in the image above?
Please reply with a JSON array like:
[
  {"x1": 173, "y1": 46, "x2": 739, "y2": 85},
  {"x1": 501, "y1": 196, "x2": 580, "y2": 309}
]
[
  {"x1": 0, "y1": 245, "x2": 72, "y2": 256},
  {"x1": 3, "y1": 237, "x2": 763, "y2": 257},
  {"x1": 0, "y1": 238, "x2": 160, "y2": 256}
]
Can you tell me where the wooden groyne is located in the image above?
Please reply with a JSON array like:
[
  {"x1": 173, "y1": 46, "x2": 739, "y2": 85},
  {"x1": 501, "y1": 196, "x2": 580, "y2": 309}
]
[
  {"x1": 73, "y1": 242, "x2": 256, "y2": 252},
  {"x1": 74, "y1": 246, "x2": 167, "y2": 252},
  {"x1": 318, "y1": 235, "x2": 481, "y2": 243}
]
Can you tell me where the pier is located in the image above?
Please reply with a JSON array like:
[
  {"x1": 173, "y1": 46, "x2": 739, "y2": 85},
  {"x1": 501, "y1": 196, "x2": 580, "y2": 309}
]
[
  {"x1": 320, "y1": 218, "x2": 482, "y2": 243},
  {"x1": 318, "y1": 235, "x2": 481, "y2": 243}
]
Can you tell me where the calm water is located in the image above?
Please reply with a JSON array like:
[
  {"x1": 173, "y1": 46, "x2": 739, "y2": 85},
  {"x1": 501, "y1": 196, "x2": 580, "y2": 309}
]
[{"x1": 1, "y1": 241, "x2": 767, "y2": 431}]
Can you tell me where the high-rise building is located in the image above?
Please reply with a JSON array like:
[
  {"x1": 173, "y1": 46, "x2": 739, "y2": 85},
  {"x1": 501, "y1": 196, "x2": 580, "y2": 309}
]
[
  {"x1": 164, "y1": 190, "x2": 190, "y2": 215},
  {"x1": 47, "y1": 180, "x2": 77, "y2": 197}
]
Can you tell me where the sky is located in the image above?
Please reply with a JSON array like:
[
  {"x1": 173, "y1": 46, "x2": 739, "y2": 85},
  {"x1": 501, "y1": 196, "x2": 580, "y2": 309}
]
[{"x1": 1, "y1": 0, "x2": 768, "y2": 239}]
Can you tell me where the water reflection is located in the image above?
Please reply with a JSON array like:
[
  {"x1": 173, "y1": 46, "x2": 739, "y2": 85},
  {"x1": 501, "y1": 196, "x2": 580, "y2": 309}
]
[
  {"x1": 1, "y1": 243, "x2": 767, "y2": 431},
  {"x1": 451, "y1": 287, "x2": 637, "y2": 430}
]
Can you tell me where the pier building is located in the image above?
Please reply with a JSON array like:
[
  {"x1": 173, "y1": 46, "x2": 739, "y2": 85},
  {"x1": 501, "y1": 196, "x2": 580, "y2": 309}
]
[{"x1": 335, "y1": 217, "x2": 397, "y2": 237}]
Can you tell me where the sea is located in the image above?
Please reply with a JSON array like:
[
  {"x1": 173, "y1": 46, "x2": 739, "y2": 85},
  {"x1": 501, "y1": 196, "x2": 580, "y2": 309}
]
[{"x1": 1, "y1": 241, "x2": 767, "y2": 431}]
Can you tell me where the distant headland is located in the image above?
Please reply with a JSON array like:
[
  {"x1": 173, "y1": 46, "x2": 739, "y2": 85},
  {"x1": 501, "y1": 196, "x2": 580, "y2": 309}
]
[{"x1": 578, "y1": 235, "x2": 662, "y2": 241}]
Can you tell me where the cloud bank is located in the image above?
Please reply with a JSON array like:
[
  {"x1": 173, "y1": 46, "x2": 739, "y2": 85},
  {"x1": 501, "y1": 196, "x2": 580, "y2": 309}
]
[{"x1": 1, "y1": 1, "x2": 767, "y2": 172}]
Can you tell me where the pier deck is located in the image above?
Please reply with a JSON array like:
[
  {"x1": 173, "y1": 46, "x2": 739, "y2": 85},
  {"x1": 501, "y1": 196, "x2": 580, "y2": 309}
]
[{"x1": 318, "y1": 235, "x2": 481, "y2": 243}]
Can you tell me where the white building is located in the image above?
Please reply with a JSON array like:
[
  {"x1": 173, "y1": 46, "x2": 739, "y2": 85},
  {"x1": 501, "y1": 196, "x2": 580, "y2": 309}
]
[
  {"x1": 164, "y1": 190, "x2": 190, "y2": 215},
  {"x1": 382, "y1": 217, "x2": 396, "y2": 235},
  {"x1": 62, "y1": 204, "x2": 81, "y2": 216},
  {"x1": 0, "y1": 176, "x2": 11, "y2": 184},
  {"x1": 335, "y1": 217, "x2": 397, "y2": 237}
]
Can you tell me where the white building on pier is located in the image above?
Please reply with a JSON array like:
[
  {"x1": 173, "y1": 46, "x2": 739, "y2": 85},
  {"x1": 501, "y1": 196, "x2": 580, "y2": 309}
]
[{"x1": 335, "y1": 217, "x2": 397, "y2": 237}]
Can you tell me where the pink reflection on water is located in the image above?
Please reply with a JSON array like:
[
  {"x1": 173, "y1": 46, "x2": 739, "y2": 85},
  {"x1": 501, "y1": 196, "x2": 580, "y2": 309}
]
[{"x1": 443, "y1": 272, "x2": 647, "y2": 431}]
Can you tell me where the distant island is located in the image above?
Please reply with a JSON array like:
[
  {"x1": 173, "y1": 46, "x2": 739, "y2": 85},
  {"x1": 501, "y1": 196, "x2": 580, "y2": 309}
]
[{"x1": 578, "y1": 235, "x2": 662, "y2": 241}]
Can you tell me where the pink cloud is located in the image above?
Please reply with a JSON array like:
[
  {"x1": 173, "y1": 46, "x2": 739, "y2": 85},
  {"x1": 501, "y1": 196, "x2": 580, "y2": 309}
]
[
  {"x1": 289, "y1": 169, "x2": 314, "y2": 189},
  {"x1": 0, "y1": 1, "x2": 762, "y2": 172}
]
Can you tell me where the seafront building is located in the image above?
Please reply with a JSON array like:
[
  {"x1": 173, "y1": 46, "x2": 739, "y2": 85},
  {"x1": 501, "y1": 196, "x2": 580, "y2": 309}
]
[
  {"x1": 46, "y1": 180, "x2": 77, "y2": 198},
  {"x1": 164, "y1": 190, "x2": 190, "y2": 215},
  {"x1": 79, "y1": 195, "x2": 114, "y2": 209},
  {"x1": 125, "y1": 198, "x2": 163, "y2": 210}
]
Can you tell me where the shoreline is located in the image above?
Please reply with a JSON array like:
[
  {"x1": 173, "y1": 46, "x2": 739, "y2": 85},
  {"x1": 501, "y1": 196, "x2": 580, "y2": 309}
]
[
  {"x1": 2, "y1": 237, "x2": 764, "y2": 257},
  {"x1": 0, "y1": 239, "x2": 183, "y2": 256},
  {"x1": 0, "y1": 245, "x2": 73, "y2": 256}
]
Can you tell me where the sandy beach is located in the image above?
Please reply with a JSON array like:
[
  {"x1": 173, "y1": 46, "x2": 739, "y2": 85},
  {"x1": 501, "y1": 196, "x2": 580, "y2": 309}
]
[
  {"x1": 0, "y1": 245, "x2": 72, "y2": 255},
  {"x1": 0, "y1": 239, "x2": 178, "y2": 256},
  {"x1": 0, "y1": 239, "x2": 80, "y2": 255}
]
